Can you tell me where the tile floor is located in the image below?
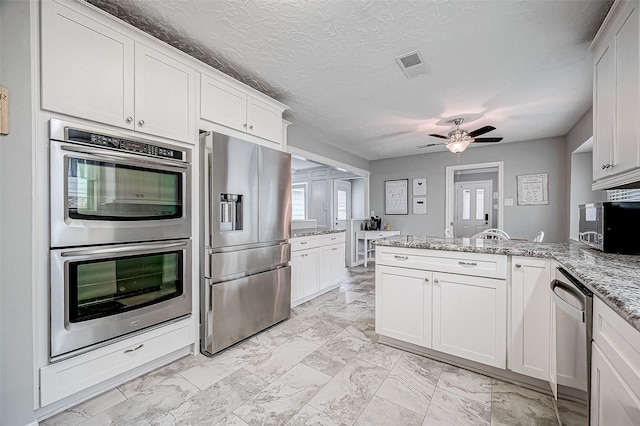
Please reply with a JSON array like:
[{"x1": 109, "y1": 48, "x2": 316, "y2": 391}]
[{"x1": 43, "y1": 265, "x2": 559, "y2": 426}]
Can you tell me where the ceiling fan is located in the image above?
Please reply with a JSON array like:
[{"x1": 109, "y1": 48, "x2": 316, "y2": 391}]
[{"x1": 417, "y1": 118, "x2": 503, "y2": 153}]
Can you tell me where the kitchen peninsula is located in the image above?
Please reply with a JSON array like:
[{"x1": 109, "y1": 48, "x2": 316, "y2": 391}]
[{"x1": 373, "y1": 235, "x2": 640, "y2": 425}]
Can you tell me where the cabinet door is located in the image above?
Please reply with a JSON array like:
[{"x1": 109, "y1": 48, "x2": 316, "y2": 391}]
[
  {"x1": 301, "y1": 250, "x2": 319, "y2": 298},
  {"x1": 318, "y1": 245, "x2": 332, "y2": 289},
  {"x1": 593, "y1": 41, "x2": 615, "y2": 180},
  {"x1": 613, "y1": 4, "x2": 640, "y2": 175},
  {"x1": 290, "y1": 251, "x2": 303, "y2": 304},
  {"x1": 509, "y1": 258, "x2": 551, "y2": 381},
  {"x1": 41, "y1": 1, "x2": 135, "y2": 129},
  {"x1": 591, "y1": 344, "x2": 640, "y2": 426},
  {"x1": 375, "y1": 265, "x2": 432, "y2": 348},
  {"x1": 432, "y1": 272, "x2": 506, "y2": 368},
  {"x1": 247, "y1": 97, "x2": 283, "y2": 144},
  {"x1": 134, "y1": 43, "x2": 196, "y2": 143},
  {"x1": 200, "y1": 75, "x2": 247, "y2": 132},
  {"x1": 330, "y1": 243, "x2": 346, "y2": 285}
]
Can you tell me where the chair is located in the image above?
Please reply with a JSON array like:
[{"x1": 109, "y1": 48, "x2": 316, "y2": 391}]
[
  {"x1": 445, "y1": 228, "x2": 454, "y2": 238},
  {"x1": 533, "y1": 231, "x2": 544, "y2": 242},
  {"x1": 471, "y1": 228, "x2": 510, "y2": 240}
]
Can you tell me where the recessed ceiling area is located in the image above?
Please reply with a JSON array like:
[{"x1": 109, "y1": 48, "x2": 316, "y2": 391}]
[{"x1": 88, "y1": 0, "x2": 613, "y2": 161}]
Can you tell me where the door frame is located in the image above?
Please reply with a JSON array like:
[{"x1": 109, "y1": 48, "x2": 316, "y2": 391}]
[{"x1": 445, "y1": 161, "x2": 504, "y2": 234}]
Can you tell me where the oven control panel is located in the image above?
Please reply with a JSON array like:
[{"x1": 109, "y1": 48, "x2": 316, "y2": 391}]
[{"x1": 66, "y1": 128, "x2": 184, "y2": 161}]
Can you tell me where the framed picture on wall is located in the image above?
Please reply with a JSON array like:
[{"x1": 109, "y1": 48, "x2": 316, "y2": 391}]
[
  {"x1": 413, "y1": 178, "x2": 427, "y2": 195},
  {"x1": 385, "y1": 179, "x2": 408, "y2": 214},
  {"x1": 517, "y1": 173, "x2": 549, "y2": 205}
]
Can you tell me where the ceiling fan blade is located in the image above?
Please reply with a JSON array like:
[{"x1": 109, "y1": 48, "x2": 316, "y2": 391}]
[
  {"x1": 468, "y1": 126, "x2": 496, "y2": 138},
  {"x1": 416, "y1": 143, "x2": 441, "y2": 149},
  {"x1": 473, "y1": 137, "x2": 503, "y2": 143},
  {"x1": 428, "y1": 133, "x2": 449, "y2": 139}
]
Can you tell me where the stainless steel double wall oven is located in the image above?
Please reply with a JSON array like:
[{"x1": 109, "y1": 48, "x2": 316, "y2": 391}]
[{"x1": 49, "y1": 119, "x2": 192, "y2": 361}]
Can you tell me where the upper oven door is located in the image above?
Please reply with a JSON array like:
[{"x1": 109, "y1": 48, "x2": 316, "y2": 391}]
[{"x1": 50, "y1": 140, "x2": 191, "y2": 247}]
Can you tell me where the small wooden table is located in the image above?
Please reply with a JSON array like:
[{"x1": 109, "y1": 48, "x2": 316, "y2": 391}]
[{"x1": 355, "y1": 230, "x2": 400, "y2": 267}]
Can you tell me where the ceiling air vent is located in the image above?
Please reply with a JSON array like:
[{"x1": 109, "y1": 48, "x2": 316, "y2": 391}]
[{"x1": 395, "y1": 50, "x2": 429, "y2": 79}]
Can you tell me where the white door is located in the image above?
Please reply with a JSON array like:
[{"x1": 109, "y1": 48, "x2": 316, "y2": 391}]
[
  {"x1": 454, "y1": 181, "x2": 492, "y2": 238},
  {"x1": 333, "y1": 180, "x2": 351, "y2": 230}
]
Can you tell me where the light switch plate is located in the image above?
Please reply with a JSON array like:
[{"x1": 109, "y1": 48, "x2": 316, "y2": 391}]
[
  {"x1": 0, "y1": 85, "x2": 8, "y2": 135},
  {"x1": 504, "y1": 198, "x2": 514, "y2": 206}
]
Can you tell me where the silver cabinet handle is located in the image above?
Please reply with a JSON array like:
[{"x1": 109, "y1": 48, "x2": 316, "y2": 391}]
[
  {"x1": 300, "y1": 241, "x2": 308, "y2": 245},
  {"x1": 424, "y1": 277, "x2": 430, "y2": 283},
  {"x1": 458, "y1": 261, "x2": 477, "y2": 266},
  {"x1": 332, "y1": 248, "x2": 337, "y2": 251},
  {"x1": 138, "y1": 119, "x2": 145, "y2": 126},
  {"x1": 434, "y1": 279, "x2": 439, "y2": 284},
  {"x1": 394, "y1": 255, "x2": 408, "y2": 261},
  {"x1": 249, "y1": 125, "x2": 254, "y2": 130},
  {"x1": 124, "y1": 344, "x2": 144, "y2": 353},
  {"x1": 515, "y1": 264, "x2": 522, "y2": 268},
  {"x1": 331, "y1": 237, "x2": 337, "y2": 240},
  {"x1": 126, "y1": 116, "x2": 133, "y2": 123}
]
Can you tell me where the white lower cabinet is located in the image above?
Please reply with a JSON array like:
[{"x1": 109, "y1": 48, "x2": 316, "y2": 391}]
[
  {"x1": 432, "y1": 272, "x2": 507, "y2": 368},
  {"x1": 590, "y1": 297, "x2": 640, "y2": 425},
  {"x1": 40, "y1": 319, "x2": 192, "y2": 406},
  {"x1": 375, "y1": 266, "x2": 432, "y2": 347},
  {"x1": 290, "y1": 233, "x2": 346, "y2": 306},
  {"x1": 591, "y1": 344, "x2": 640, "y2": 425},
  {"x1": 509, "y1": 257, "x2": 551, "y2": 380},
  {"x1": 375, "y1": 246, "x2": 507, "y2": 369},
  {"x1": 291, "y1": 249, "x2": 319, "y2": 301}
]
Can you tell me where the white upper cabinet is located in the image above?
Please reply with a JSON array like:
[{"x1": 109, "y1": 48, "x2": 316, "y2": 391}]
[
  {"x1": 41, "y1": 1, "x2": 135, "y2": 130},
  {"x1": 592, "y1": 0, "x2": 640, "y2": 188},
  {"x1": 200, "y1": 74, "x2": 286, "y2": 145},
  {"x1": 134, "y1": 43, "x2": 196, "y2": 143},
  {"x1": 41, "y1": 1, "x2": 197, "y2": 144}
]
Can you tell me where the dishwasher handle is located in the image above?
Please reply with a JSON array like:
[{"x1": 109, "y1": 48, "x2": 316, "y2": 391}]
[{"x1": 550, "y1": 279, "x2": 585, "y2": 322}]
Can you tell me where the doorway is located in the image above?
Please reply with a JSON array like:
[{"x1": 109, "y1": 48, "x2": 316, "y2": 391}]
[
  {"x1": 454, "y1": 180, "x2": 493, "y2": 237},
  {"x1": 333, "y1": 180, "x2": 352, "y2": 230},
  {"x1": 445, "y1": 161, "x2": 504, "y2": 238}
]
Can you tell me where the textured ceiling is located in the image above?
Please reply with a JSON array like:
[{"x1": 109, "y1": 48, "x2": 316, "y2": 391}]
[{"x1": 87, "y1": 0, "x2": 612, "y2": 161}]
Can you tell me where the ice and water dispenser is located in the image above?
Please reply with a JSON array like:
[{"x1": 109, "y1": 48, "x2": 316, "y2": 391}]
[{"x1": 220, "y1": 193, "x2": 242, "y2": 231}]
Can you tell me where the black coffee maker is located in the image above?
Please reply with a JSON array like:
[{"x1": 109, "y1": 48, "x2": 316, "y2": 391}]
[{"x1": 369, "y1": 216, "x2": 381, "y2": 230}]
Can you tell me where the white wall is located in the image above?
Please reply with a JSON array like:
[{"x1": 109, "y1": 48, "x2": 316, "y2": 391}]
[
  {"x1": 287, "y1": 125, "x2": 370, "y2": 173},
  {"x1": 369, "y1": 137, "x2": 568, "y2": 242},
  {"x1": 565, "y1": 108, "x2": 594, "y2": 240},
  {"x1": 349, "y1": 177, "x2": 366, "y2": 219},
  {"x1": 0, "y1": 0, "x2": 37, "y2": 424},
  {"x1": 569, "y1": 151, "x2": 607, "y2": 239}
]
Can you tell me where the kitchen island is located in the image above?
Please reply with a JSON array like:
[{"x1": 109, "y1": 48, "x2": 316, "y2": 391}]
[
  {"x1": 373, "y1": 235, "x2": 640, "y2": 426},
  {"x1": 373, "y1": 235, "x2": 640, "y2": 332}
]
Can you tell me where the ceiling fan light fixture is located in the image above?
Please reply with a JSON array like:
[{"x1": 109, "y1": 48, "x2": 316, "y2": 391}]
[{"x1": 446, "y1": 132, "x2": 474, "y2": 153}]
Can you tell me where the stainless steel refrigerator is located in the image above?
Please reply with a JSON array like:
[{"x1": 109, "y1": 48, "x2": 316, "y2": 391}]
[{"x1": 200, "y1": 132, "x2": 291, "y2": 356}]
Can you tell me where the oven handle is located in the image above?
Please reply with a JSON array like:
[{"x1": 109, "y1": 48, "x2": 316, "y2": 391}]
[
  {"x1": 550, "y1": 279, "x2": 586, "y2": 322},
  {"x1": 60, "y1": 241, "x2": 189, "y2": 257},
  {"x1": 60, "y1": 144, "x2": 189, "y2": 169}
]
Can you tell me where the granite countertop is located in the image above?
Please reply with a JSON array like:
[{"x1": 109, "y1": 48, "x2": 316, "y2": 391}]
[
  {"x1": 291, "y1": 229, "x2": 346, "y2": 238},
  {"x1": 373, "y1": 235, "x2": 640, "y2": 333}
]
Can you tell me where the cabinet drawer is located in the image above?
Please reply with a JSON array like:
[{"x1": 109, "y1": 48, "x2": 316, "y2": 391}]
[
  {"x1": 40, "y1": 320, "x2": 192, "y2": 406},
  {"x1": 376, "y1": 248, "x2": 507, "y2": 279},
  {"x1": 290, "y1": 237, "x2": 320, "y2": 251},
  {"x1": 593, "y1": 298, "x2": 640, "y2": 400},
  {"x1": 317, "y1": 233, "x2": 345, "y2": 246}
]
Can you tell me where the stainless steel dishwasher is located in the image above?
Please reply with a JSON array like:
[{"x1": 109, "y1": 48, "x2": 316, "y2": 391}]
[{"x1": 550, "y1": 267, "x2": 593, "y2": 425}]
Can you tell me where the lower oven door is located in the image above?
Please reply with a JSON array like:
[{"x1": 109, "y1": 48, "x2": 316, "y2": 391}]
[
  {"x1": 50, "y1": 239, "x2": 192, "y2": 361},
  {"x1": 201, "y1": 266, "x2": 291, "y2": 356}
]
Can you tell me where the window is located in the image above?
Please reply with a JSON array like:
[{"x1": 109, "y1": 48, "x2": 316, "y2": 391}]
[
  {"x1": 336, "y1": 189, "x2": 347, "y2": 220},
  {"x1": 607, "y1": 189, "x2": 640, "y2": 201},
  {"x1": 291, "y1": 183, "x2": 307, "y2": 220}
]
